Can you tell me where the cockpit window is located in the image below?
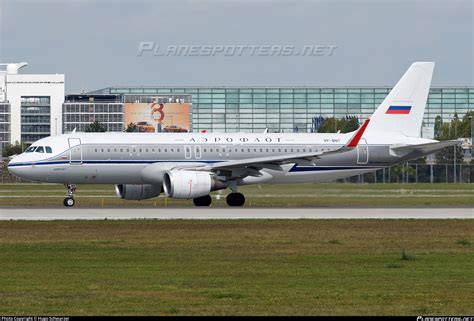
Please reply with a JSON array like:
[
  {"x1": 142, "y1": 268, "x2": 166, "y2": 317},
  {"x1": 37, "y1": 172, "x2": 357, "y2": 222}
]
[
  {"x1": 36, "y1": 146, "x2": 44, "y2": 153},
  {"x1": 25, "y1": 146, "x2": 36, "y2": 153},
  {"x1": 45, "y1": 146, "x2": 52, "y2": 153}
]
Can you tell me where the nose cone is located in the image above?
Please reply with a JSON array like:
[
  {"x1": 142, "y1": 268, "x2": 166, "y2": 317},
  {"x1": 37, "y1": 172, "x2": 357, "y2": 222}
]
[
  {"x1": 7, "y1": 159, "x2": 21, "y2": 176},
  {"x1": 7, "y1": 155, "x2": 28, "y2": 178}
]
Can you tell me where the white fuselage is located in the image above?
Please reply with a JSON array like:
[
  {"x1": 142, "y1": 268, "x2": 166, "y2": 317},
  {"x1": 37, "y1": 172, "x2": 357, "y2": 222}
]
[{"x1": 7, "y1": 132, "x2": 432, "y2": 186}]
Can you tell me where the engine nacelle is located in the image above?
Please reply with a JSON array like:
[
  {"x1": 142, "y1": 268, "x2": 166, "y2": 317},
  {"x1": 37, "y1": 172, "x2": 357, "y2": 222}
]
[
  {"x1": 163, "y1": 170, "x2": 227, "y2": 199},
  {"x1": 115, "y1": 184, "x2": 161, "y2": 200}
]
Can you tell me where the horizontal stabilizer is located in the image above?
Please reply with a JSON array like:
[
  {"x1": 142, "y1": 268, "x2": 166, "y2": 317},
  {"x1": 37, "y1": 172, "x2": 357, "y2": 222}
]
[{"x1": 390, "y1": 140, "x2": 461, "y2": 155}]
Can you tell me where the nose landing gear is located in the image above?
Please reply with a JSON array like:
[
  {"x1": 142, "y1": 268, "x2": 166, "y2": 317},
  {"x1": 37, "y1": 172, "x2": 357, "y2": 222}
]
[{"x1": 63, "y1": 184, "x2": 76, "y2": 207}]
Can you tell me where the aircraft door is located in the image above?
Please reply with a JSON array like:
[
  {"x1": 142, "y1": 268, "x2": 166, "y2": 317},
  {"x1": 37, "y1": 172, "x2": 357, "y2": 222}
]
[
  {"x1": 357, "y1": 138, "x2": 369, "y2": 164},
  {"x1": 68, "y1": 138, "x2": 82, "y2": 165},
  {"x1": 194, "y1": 146, "x2": 201, "y2": 159},
  {"x1": 184, "y1": 145, "x2": 192, "y2": 159}
]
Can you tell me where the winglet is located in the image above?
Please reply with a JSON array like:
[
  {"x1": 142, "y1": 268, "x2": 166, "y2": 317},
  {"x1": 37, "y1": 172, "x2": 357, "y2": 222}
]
[{"x1": 346, "y1": 119, "x2": 370, "y2": 148}]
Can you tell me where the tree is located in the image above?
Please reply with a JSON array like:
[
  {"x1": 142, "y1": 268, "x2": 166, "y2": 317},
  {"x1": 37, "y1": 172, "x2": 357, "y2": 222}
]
[
  {"x1": 434, "y1": 114, "x2": 464, "y2": 164},
  {"x1": 124, "y1": 122, "x2": 138, "y2": 132},
  {"x1": 318, "y1": 117, "x2": 337, "y2": 133},
  {"x1": 317, "y1": 116, "x2": 359, "y2": 134},
  {"x1": 2, "y1": 141, "x2": 23, "y2": 157},
  {"x1": 340, "y1": 116, "x2": 359, "y2": 133},
  {"x1": 84, "y1": 120, "x2": 106, "y2": 132}
]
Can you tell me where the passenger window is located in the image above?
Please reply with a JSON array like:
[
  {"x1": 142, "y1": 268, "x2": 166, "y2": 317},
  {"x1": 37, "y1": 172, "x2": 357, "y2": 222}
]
[
  {"x1": 120, "y1": 148, "x2": 123, "y2": 152},
  {"x1": 36, "y1": 146, "x2": 44, "y2": 153},
  {"x1": 101, "y1": 149, "x2": 104, "y2": 153},
  {"x1": 107, "y1": 148, "x2": 110, "y2": 153},
  {"x1": 139, "y1": 149, "x2": 142, "y2": 153},
  {"x1": 45, "y1": 146, "x2": 52, "y2": 153},
  {"x1": 26, "y1": 146, "x2": 36, "y2": 153},
  {"x1": 152, "y1": 149, "x2": 155, "y2": 152},
  {"x1": 95, "y1": 148, "x2": 98, "y2": 152}
]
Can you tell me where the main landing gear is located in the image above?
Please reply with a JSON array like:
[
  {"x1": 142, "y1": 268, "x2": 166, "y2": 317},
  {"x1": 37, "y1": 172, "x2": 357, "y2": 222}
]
[
  {"x1": 226, "y1": 192, "x2": 245, "y2": 207},
  {"x1": 192, "y1": 182, "x2": 246, "y2": 207},
  {"x1": 63, "y1": 184, "x2": 76, "y2": 207},
  {"x1": 192, "y1": 192, "x2": 246, "y2": 207},
  {"x1": 193, "y1": 195, "x2": 212, "y2": 206},
  {"x1": 225, "y1": 180, "x2": 245, "y2": 207}
]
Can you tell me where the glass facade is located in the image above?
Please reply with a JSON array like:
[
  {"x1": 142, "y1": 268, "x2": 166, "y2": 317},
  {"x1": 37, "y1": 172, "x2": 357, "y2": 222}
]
[
  {"x1": 21, "y1": 96, "x2": 51, "y2": 143},
  {"x1": 63, "y1": 103, "x2": 124, "y2": 132},
  {"x1": 0, "y1": 102, "x2": 10, "y2": 145},
  {"x1": 63, "y1": 95, "x2": 124, "y2": 132},
  {"x1": 85, "y1": 86, "x2": 474, "y2": 133}
]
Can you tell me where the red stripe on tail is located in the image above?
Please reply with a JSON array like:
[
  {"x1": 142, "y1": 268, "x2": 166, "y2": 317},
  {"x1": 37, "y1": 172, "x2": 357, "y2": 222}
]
[{"x1": 346, "y1": 119, "x2": 370, "y2": 148}]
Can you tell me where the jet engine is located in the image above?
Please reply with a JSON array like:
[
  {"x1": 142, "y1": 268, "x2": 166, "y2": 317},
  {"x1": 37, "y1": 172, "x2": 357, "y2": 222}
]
[
  {"x1": 115, "y1": 184, "x2": 161, "y2": 200},
  {"x1": 163, "y1": 170, "x2": 227, "y2": 199}
]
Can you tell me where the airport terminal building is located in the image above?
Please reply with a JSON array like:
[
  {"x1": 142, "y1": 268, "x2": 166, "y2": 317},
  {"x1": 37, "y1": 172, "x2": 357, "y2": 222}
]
[{"x1": 80, "y1": 86, "x2": 474, "y2": 135}]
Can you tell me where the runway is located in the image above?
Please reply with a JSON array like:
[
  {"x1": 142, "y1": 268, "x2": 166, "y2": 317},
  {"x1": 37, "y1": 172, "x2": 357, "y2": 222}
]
[{"x1": 0, "y1": 207, "x2": 472, "y2": 220}]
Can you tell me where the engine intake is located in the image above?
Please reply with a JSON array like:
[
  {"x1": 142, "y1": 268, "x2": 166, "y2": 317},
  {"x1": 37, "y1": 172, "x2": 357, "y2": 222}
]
[
  {"x1": 115, "y1": 184, "x2": 161, "y2": 200},
  {"x1": 163, "y1": 170, "x2": 227, "y2": 199}
]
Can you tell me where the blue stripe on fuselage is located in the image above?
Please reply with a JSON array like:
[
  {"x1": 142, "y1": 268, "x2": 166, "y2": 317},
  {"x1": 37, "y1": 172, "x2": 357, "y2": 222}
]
[{"x1": 8, "y1": 160, "x2": 376, "y2": 172}]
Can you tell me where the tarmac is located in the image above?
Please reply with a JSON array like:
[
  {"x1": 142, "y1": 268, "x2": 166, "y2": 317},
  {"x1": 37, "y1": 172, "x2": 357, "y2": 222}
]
[{"x1": 0, "y1": 207, "x2": 472, "y2": 220}]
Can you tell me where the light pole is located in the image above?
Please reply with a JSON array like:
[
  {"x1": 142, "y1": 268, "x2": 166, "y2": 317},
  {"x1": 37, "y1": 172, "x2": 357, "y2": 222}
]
[
  {"x1": 469, "y1": 115, "x2": 473, "y2": 154},
  {"x1": 453, "y1": 115, "x2": 457, "y2": 184},
  {"x1": 449, "y1": 114, "x2": 456, "y2": 183}
]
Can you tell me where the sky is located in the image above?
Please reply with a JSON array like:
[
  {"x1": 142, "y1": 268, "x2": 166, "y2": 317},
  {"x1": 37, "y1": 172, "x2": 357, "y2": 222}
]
[{"x1": 0, "y1": 0, "x2": 472, "y2": 93}]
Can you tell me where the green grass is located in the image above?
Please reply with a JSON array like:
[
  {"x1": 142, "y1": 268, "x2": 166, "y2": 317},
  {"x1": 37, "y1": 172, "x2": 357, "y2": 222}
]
[
  {"x1": 0, "y1": 219, "x2": 472, "y2": 315},
  {"x1": 0, "y1": 183, "x2": 473, "y2": 207}
]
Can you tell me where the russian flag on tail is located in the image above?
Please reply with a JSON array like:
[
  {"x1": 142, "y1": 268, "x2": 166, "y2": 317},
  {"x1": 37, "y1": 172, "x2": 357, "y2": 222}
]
[{"x1": 386, "y1": 105, "x2": 412, "y2": 114}]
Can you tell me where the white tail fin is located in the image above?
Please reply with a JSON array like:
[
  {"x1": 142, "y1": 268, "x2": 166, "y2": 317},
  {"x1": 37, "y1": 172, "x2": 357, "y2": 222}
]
[{"x1": 365, "y1": 62, "x2": 435, "y2": 137}]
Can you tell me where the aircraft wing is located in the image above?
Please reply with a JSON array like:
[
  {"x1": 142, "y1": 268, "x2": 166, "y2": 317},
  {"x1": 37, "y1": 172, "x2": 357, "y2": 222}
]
[
  {"x1": 390, "y1": 140, "x2": 461, "y2": 155},
  {"x1": 175, "y1": 119, "x2": 370, "y2": 173}
]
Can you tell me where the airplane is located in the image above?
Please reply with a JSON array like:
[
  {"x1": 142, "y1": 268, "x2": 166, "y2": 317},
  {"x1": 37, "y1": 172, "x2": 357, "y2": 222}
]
[{"x1": 7, "y1": 62, "x2": 460, "y2": 207}]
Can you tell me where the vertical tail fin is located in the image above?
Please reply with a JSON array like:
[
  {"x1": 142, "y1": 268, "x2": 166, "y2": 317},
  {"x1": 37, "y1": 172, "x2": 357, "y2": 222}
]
[{"x1": 365, "y1": 62, "x2": 435, "y2": 137}]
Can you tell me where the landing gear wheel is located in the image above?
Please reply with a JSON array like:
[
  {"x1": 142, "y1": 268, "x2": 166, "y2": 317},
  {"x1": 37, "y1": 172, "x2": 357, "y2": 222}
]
[
  {"x1": 226, "y1": 192, "x2": 245, "y2": 207},
  {"x1": 64, "y1": 184, "x2": 77, "y2": 207},
  {"x1": 63, "y1": 197, "x2": 75, "y2": 207},
  {"x1": 193, "y1": 195, "x2": 212, "y2": 207}
]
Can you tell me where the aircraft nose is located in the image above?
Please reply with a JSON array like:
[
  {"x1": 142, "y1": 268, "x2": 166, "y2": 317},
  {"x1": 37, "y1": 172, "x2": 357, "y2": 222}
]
[{"x1": 7, "y1": 160, "x2": 20, "y2": 176}]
